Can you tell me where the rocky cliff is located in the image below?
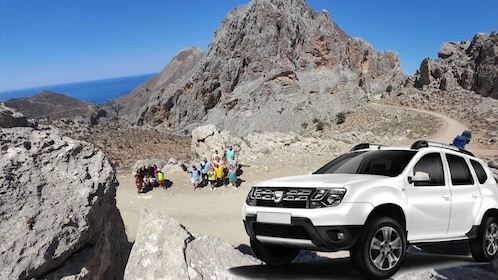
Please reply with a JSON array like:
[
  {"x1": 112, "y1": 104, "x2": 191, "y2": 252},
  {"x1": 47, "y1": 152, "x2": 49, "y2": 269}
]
[
  {"x1": 0, "y1": 107, "x2": 130, "y2": 279},
  {"x1": 122, "y1": 0, "x2": 404, "y2": 136},
  {"x1": 414, "y1": 32, "x2": 498, "y2": 99}
]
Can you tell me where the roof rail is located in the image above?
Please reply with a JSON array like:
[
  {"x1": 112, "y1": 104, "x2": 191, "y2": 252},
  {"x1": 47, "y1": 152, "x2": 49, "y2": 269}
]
[
  {"x1": 350, "y1": 143, "x2": 383, "y2": 152},
  {"x1": 410, "y1": 140, "x2": 474, "y2": 157}
]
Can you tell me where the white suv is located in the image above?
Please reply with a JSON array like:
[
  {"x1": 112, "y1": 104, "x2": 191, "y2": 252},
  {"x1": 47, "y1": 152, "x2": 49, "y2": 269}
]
[{"x1": 242, "y1": 140, "x2": 498, "y2": 279}]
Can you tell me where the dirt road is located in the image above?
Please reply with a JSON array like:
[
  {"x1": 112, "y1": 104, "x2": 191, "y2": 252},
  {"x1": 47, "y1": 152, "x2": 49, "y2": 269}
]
[{"x1": 116, "y1": 103, "x2": 497, "y2": 247}]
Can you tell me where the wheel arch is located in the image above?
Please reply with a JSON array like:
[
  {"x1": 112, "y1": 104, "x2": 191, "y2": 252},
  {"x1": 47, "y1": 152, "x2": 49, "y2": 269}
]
[
  {"x1": 365, "y1": 203, "x2": 406, "y2": 230},
  {"x1": 481, "y1": 208, "x2": 498, "y2": 223}
]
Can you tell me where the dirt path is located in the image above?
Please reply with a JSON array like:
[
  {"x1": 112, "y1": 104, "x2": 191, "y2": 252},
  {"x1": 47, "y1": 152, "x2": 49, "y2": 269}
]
[{"x1": 370, "y1": 103, "x2": 469, "y2": 144}]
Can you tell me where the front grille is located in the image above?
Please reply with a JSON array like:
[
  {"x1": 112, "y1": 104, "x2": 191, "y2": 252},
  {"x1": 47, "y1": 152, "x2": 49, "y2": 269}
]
[
  {"x1": 251, "y1": 187, "x2": 314, "y2": 208},
  {"x1": 253, "y1": 223, "x2": 311, "y2": 239}
]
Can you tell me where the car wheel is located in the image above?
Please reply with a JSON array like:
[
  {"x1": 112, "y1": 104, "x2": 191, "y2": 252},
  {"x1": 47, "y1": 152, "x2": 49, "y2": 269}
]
[
  {"x1": 350, "y1": 217, "x2": 406, "y2": 279},
  {"x1": 470, "y1": 216, "x2": 498, "y2": 262},
  {"x1": 250, "y1": 239, "x2": 299, "y2": 266}
]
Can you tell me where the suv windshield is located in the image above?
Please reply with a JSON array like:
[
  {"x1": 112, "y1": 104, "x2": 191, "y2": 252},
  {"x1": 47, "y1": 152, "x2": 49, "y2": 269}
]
[{"x1": 314, "y1": 150, "x2": 417, "y2": 177}]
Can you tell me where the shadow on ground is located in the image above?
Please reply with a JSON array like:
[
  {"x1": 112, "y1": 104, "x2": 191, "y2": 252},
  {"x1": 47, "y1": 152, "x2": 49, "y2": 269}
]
[{"x1": 229, "y1": 252, "x2": 495, "y2": 280}]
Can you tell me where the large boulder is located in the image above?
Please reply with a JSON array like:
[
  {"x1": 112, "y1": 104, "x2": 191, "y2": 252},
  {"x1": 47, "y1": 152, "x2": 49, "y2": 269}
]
[
  {"x1": 0, "y1": 101, "x2": 37, "y2": 128},
  {"x1": 124, "y1": 208, "x2": 260, "y2": 279},
  {"x1": 0, "y1": 126, "x2": 130, "y2": 279}
]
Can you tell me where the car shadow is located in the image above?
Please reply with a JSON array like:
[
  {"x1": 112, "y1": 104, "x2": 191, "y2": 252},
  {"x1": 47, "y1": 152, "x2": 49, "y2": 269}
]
[{"x1": 229, "y1": 252, "x2": 494, "y2": 280}]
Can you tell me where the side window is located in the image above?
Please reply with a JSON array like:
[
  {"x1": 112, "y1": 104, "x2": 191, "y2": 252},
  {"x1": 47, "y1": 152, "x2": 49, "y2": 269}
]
[
  {"x1": 446, "y1": 154, "x2": 474, "y2": 185},
  {"x1": 413, "y1": 153, "x2": 445, "y2": 186},
  {"x1": 470, "y1": 159, "x2": 488, "y2": 184}
]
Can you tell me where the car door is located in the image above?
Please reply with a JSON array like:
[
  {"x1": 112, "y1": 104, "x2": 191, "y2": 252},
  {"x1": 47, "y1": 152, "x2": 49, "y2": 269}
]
[
  {"x1": 405, "y1": 152, "x2": 451, "y2": 241},
  {"x1": 445, "y1": 153, "x2": 481, "y2": 237}
]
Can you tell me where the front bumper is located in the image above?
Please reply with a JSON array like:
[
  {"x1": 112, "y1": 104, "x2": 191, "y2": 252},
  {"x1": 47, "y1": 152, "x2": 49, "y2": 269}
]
[{"x1": 243, "y1": 215, "x2": 362, "y2": 251}]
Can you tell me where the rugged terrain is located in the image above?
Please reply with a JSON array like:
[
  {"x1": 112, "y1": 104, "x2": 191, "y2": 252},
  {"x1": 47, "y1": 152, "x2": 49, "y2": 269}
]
[
  {"x1": 0, "y1": 105, "x2": 130, "y2": 279},
  {"x1": 1, "y1": 0, "x2": 497, "y2": 278}
]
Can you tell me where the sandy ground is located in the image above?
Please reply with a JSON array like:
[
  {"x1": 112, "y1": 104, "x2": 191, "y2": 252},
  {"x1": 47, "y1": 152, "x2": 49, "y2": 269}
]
[
  {"x1": 116, "y1": 104, "x2": 498, "y2": 248},
  {"x1": 116, "y1": 154, "x2": 332, "y2": 247}
]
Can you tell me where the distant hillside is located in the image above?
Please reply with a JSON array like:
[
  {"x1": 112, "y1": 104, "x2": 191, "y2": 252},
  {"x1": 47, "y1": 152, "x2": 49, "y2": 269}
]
[
  {"x1": 5, "y1": 90, "x2": 103, "y2": 122},
  {"x1": 118, "y1": 0, "x2": 404, "y2": 135},
  {"x1": 115, "y1": 47, "x2": 204, "y2": 123}
]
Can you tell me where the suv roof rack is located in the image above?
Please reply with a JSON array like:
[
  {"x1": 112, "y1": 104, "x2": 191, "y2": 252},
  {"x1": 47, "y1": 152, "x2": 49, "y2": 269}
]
[
  {"x1": 350, "y1": 143, "x2": 383, "y2": 151},
  {"x1": 411, "y1": 140, "x2": 474, "y2": 157}
]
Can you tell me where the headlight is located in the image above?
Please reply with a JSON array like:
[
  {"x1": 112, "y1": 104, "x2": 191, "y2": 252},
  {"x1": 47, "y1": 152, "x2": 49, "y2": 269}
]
[
  {"x1": 310, "y1": 188, "x2": 346, "y2": 208},
  {"x1": 246, "y1": 187, "x2": 257, "y2": 206}
]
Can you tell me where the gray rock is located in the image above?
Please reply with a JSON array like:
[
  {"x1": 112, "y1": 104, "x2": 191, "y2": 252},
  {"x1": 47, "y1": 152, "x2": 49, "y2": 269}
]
[
  {"x1": 415, "y1": 32, "x2": 498, "y2": 99},
  {"x1": 124, "y1": 208, "x2": 260, "y2": 280},
  {"x1": 0, "y1": 127, "x2": 130, "y2": 279},
  {"x1": 0, "y1": 102, "x2": 37, "y2": 128}
]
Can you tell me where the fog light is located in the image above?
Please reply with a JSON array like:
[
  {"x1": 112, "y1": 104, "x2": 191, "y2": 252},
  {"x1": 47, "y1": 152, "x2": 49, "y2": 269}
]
[{"x1": 337, "y1": 232, "x2": 345, "y2": 240}]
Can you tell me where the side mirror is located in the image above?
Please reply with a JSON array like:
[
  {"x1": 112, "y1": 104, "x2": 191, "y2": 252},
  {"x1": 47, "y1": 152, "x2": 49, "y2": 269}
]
[{"x1": 408, "y1": 171, "x2": 430, "y2": 184}]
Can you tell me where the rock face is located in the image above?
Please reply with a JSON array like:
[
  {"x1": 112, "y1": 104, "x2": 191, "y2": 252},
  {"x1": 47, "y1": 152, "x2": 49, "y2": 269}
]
[
  {"x1": 120, "y1": 0, "x2": 404, "y2": 136},
  {"x1": 0, "y1": 107, "x2": 130, "y2": 279},
  {"x1": 5, "y1": 90, "x2": 111, "y2": 125},
  {"x1": 414, "y1": 32, "x2": 498, "y2": 99},
  {"x1": 124, "y1": 208, "x2": 260, "y2": 280}
]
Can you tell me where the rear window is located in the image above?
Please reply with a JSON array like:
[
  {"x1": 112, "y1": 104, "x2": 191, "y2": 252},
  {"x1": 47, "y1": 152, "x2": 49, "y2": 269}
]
[
  {"x1": 470, "y1": 159, "x2": 488, "y2": 184},
  {"x1": 446, "y1": 154, "x2": 474, "y2": 185},
  {"x1": 314, "y1": 150, "x2": 416, "y2": 177}
]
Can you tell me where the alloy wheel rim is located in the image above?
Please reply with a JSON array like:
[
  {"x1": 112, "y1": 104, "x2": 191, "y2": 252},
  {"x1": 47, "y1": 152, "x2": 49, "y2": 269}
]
[
  {"x1": 485, "y1": 222, "x2": 498, "y2": 256},
  {"x1": 369, "y1": 226, "x2": 403, "y2": 271}
]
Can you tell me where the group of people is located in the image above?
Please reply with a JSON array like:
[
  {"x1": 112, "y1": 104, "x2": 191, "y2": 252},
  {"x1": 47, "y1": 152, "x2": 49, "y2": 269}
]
[
  {"x1": 134, "y1": 164, "x2": 166, "y2": 193},
  {"x1": 188, "y1": 145, "x2": 240, "y2": 191}
]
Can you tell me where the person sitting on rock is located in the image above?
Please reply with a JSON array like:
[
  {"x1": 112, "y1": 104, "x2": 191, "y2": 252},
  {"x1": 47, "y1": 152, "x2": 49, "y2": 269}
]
[
  {"x1": 135, "y1": 174, "x2": 143, "y2": 194},
  {"x1": 143, "y1": 173, "x2": 151, "y2": 192},
  {"x1": 157, "y1": 170, "x2": 166, "y2": 190}
]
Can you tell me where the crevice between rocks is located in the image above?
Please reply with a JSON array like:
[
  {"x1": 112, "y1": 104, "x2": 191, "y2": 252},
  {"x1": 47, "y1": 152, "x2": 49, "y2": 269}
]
[{"x1": 181, "y1": 225, "x2": 196, "y2": 280}]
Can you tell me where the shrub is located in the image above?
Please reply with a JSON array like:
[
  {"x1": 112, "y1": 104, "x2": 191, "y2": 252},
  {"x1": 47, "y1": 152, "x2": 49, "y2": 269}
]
[
  {"x1": 386, "y1": 84, "x2": 393, "y2": 93},
  {"x1": 315, "y1": 120, "x2": 324, "y2": 131},
  {"x1": 336, "y1": 112, "x2": 346, "y2": 124}
]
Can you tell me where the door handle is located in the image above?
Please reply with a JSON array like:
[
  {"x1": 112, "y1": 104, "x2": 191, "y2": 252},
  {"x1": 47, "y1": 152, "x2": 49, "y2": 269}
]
[
  {"x1": 442, "y1": 194, "x2": 451, "y2": 201},
  {"x1": 472, "y1": 194, "x2": 479, "y2": 199}
]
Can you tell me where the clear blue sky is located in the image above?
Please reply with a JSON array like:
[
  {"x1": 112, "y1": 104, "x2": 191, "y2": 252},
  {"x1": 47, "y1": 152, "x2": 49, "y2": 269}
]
[{"x1": 0, "y1": 0, "x2": 496, "y2": 92}]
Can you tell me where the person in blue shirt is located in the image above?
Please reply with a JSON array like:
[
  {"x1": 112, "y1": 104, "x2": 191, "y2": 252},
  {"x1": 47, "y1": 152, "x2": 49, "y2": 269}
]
[
  {"x1": 225, "y1": 145, "x2": 235, "y2": 162},
  {"x1": 188, "y1": 165, "x2": 201, "y2": 190}
]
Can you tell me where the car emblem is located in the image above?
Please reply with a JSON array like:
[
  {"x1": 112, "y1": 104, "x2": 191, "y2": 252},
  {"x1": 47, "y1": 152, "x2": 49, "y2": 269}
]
[{"x1": 274, "y1": 191, "x2": 284, "y2": 203}]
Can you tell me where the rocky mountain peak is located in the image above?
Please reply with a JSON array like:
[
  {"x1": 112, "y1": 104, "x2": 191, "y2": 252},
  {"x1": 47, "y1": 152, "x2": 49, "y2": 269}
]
[{"x1": 128, "y1": 0, "x2": 404, "y2": 135}]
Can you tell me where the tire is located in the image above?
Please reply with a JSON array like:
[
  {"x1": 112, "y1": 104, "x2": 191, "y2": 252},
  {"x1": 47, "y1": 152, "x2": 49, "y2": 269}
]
[
  {"x1": 470, "y1": 216, "x2": 498, "y2": 262},
  {"x1": 250, "y1": 239, "x2": 300, "y2": 266},
  {"x1": 350, "y1": 217, "x2": 406, "y2": 279}
]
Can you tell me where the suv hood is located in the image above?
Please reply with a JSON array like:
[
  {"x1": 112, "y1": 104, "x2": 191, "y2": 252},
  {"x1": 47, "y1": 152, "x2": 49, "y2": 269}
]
[{"x1": 254, "y1": 173, "x2": 386, "y2": 189}]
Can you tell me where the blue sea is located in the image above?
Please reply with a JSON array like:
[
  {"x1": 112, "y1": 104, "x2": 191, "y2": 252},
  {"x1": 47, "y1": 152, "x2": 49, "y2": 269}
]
[{"x1": 0, "y1": 73, "x2": 156, "y2": 104}]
